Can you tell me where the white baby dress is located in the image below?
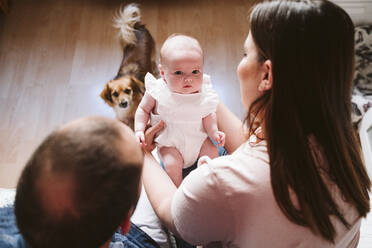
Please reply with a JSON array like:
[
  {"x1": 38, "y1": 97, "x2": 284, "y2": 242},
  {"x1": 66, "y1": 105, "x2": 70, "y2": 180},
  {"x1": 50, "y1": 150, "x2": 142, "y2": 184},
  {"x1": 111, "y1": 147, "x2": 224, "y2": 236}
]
[{"x1": 144, "y1": 73, "x2": 219, "y2": 168}]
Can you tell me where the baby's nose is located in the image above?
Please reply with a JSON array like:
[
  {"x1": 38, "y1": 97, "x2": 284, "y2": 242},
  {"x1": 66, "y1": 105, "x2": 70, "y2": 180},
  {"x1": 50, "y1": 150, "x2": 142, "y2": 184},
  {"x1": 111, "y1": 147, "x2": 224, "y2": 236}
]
[{"x1": 184, "y1": 77, "x2": 192, "y2": 82}]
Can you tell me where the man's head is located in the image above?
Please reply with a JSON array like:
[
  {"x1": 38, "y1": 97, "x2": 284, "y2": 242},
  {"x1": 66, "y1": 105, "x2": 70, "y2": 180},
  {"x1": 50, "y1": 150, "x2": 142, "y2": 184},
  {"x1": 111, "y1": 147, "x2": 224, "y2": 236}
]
[
  {"x1": 15, "y1": 117, "x2": 143, "y2": 248},
  {"x1": 159, "y1": 34, "x2": 204, "y2": 94}
]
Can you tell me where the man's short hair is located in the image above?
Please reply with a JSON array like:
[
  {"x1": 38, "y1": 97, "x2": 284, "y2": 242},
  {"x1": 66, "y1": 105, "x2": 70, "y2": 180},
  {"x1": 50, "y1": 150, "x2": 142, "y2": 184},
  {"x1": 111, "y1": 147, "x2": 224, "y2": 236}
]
[{"x1": 15, "y1": 117, "x2": 143, "y2": 248}]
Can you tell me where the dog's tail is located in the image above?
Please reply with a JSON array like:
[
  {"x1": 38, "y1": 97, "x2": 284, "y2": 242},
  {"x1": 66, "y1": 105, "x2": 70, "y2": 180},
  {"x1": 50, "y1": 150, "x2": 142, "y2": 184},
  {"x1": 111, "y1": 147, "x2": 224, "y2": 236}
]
[{"x1": 113, "y1": 3, "x2": 141, "y2": 45}]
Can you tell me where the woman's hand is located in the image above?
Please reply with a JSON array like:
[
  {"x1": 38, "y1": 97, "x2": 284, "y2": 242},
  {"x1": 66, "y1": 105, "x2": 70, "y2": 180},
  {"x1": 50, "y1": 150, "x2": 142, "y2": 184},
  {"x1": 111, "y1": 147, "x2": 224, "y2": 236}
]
[{"x1": 142, "y1": 120, "x2": 165, "y2": 152}]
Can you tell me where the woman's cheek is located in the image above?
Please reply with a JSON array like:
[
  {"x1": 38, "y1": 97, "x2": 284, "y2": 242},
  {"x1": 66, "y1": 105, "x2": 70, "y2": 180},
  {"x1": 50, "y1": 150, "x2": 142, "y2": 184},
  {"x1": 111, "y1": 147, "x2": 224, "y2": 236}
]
[
  {"x1": 237, "y1": 59, "x2": 250, "y2": 83},
  {"x1": 237, "y1": 60, "x2": 248, "y2": 107},
  {"x1": 237, "y1": 60, "x2": 244, "y2": 80}
]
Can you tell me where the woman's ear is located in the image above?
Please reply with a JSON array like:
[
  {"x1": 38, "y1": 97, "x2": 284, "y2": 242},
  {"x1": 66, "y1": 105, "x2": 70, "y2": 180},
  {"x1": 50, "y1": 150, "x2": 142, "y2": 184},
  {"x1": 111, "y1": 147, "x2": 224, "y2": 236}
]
[{"x1": 258, "y1": 60, "x2": 273, "y2": 92}]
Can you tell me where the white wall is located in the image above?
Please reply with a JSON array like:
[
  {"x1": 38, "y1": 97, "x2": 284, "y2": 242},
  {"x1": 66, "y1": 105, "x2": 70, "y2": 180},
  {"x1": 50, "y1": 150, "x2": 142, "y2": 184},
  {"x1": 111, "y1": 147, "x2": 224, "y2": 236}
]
[{"x1": 332, "y1": 0, "x2": 372, "y2": 25}]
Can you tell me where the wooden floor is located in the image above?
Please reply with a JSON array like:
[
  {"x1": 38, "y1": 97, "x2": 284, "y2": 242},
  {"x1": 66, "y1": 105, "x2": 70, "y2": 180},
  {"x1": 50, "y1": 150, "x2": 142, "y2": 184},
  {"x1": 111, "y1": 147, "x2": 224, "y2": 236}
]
[{"x1": 0, "y1": 0, "x2": 255, "y2": 188}]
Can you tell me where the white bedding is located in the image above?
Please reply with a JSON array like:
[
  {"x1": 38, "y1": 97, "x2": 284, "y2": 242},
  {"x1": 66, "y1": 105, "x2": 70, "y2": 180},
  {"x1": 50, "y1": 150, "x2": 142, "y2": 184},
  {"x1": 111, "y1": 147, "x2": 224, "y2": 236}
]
[{"x1": 0, "y1": 188, "x2": 15, "y2": 208}]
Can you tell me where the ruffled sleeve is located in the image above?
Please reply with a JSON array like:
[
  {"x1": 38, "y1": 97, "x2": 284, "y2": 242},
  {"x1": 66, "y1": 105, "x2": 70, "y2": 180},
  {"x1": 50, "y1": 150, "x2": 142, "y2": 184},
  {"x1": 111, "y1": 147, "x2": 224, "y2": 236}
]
[{"x1": 200, "y1": 74, "x2": 220, "y2": 117}]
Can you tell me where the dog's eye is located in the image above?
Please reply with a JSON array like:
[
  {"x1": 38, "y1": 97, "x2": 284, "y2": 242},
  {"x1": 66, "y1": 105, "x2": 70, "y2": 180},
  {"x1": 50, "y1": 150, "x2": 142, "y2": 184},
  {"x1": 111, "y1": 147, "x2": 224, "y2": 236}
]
[
  {"x1": 124, "y1": 88, "x2": 132, "y2": 94},
  {"x1": 113, "y1": 91, "x2": 119, "y2": 97}
]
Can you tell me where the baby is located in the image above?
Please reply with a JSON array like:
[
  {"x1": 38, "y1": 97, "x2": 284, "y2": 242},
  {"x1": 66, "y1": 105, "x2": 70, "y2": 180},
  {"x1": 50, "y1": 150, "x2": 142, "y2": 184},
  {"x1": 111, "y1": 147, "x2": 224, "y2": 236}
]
[{"x1": 135, "y1": 34, "x2": 225, "y2": 186}]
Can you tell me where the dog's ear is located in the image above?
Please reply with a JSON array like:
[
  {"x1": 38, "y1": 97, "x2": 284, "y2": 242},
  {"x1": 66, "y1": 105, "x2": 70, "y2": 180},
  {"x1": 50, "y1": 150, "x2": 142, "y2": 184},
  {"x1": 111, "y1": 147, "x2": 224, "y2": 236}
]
[
  {"x1": 100, "y1": 81, "x2": 114, "y2": 106},
  {"x1": 130, "y1": 76, "x2": 145, "y2": 100}
]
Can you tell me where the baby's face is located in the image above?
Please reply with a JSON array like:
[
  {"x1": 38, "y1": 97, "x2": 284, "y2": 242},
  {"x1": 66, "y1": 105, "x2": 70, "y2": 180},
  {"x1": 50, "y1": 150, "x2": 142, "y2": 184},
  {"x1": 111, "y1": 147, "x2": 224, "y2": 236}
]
[{"x1": 160, "y1": 38, "x2": 204, "y2": 94}]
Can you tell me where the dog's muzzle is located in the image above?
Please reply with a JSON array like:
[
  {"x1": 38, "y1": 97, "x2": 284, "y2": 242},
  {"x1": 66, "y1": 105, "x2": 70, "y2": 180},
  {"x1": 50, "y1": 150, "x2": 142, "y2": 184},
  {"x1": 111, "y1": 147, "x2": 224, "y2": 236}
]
[{"x1": 119, "y1": 100, "x2": 129, "y2": 108}]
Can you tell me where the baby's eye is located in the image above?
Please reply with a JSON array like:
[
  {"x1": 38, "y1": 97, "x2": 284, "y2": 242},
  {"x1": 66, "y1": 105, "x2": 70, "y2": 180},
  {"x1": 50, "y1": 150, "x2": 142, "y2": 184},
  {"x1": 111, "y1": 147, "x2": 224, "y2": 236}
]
[
  {"x1": 113, "y1": 91, "x2": 119, "y2": 97},
  {"x1": 174, "y1": 71, "x2": 183, "y2": 75},
  {"x1": 243, "y1": 53, "x2": 247, "y2": 57},
  {"x1": 192, "y1": 70, "x2": 200, "y2": 74},
  {"x1": 124, "y1": 88, "x2": 131, "y2": 94}
]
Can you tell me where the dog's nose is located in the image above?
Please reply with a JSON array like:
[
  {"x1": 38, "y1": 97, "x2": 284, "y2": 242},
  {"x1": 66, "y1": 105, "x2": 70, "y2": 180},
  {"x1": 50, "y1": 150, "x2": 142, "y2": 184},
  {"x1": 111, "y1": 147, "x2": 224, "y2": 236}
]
[{"x1": 119, "y1": 101, "x2": 128, "y2": 108}]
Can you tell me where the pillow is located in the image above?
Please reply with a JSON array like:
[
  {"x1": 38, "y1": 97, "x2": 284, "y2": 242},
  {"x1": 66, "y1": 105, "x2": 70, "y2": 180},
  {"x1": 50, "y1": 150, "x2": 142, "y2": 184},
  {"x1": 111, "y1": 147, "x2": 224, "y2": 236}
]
[{"x1": 354, "y1": 25, "x2": 372, "y2": 96}]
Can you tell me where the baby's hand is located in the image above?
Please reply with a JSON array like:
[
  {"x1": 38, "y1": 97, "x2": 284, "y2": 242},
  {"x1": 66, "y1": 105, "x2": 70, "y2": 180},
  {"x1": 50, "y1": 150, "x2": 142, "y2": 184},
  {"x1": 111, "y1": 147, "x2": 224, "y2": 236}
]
[
  {"x1": 212, "y1": 131, "x2": 225, "y2": 147},
  {"x1": 135, "y1": 131, "x2": 145, "y2": 145}
]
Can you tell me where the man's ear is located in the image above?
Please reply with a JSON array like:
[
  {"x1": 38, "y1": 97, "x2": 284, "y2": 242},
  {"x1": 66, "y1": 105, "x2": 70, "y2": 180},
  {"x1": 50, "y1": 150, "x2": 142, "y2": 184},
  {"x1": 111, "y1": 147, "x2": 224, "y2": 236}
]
[
  {"x1": 120, "y1": 206, "x2": 136, "y2": 235},
  {"x1": 258, "y1": 60, "x2": 273, "y2": 92},
  {"x1": 120, "y1": 216, "x2": 131, "y2": 235}
]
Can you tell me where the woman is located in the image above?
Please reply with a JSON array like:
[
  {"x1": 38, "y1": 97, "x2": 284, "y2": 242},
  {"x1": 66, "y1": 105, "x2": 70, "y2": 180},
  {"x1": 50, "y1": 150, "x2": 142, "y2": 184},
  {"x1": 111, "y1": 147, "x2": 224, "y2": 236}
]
[{"x1": 142, "y1": 0, "x2": 371, "y2": 247}]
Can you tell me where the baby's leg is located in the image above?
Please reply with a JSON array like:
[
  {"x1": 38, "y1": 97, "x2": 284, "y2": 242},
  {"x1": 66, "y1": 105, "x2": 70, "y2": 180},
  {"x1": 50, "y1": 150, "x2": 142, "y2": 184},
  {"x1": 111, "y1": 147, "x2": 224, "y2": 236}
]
[
  {"x1": 199, "y1": 138, "x2": 219, "y2": 160},
  {"x1": 159, "y1": 146, "x2": 184, "y2": 187}
]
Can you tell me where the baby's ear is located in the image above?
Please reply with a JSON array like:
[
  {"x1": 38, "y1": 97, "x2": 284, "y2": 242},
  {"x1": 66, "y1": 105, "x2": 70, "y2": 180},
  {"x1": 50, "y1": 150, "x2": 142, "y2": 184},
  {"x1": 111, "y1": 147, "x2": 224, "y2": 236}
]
[
  {"x1": 158, "y1": 64, "x2": 165, "y2": 76},
  {"x1": 100, "y1": 81, "x2": 114, "y2": 106},
  {"x1": 158, "y1": 64, "x2": 167, "y2": 83}
]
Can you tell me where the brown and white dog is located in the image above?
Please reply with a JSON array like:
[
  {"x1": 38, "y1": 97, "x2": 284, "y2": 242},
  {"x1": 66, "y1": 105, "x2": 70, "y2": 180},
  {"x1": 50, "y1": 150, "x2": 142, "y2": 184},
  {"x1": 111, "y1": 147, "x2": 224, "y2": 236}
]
[{"x1": 100, "y1": 3, "x2": 158, "y2": 130}]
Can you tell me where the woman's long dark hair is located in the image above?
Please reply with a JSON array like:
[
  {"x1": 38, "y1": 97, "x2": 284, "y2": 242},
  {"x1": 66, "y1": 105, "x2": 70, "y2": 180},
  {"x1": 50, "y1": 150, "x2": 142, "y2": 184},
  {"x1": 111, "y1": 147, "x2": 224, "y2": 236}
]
[{"x1": 247, "y1": 0, "x2": 371, "y2": 242}]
